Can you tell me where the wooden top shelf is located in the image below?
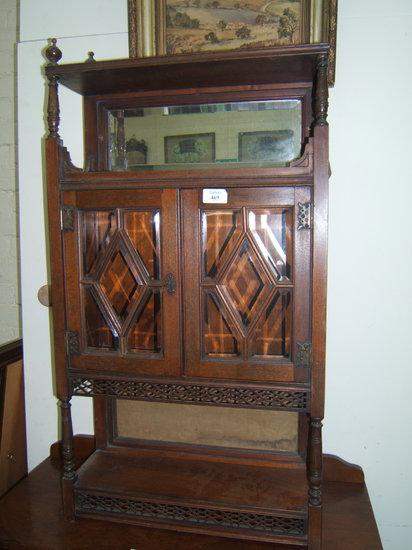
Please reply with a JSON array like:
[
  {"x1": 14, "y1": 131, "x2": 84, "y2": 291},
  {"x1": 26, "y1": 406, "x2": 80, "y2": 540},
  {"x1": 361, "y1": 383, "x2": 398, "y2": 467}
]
[{"x1": 45, "y1": 44, "x2": 329, "y2": 96}]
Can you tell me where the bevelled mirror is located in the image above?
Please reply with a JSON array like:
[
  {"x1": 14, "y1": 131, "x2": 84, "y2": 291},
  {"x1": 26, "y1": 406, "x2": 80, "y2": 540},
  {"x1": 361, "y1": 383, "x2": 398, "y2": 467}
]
[{"x1": 107, "y1": 99, "x2": 302, "y2": 171}]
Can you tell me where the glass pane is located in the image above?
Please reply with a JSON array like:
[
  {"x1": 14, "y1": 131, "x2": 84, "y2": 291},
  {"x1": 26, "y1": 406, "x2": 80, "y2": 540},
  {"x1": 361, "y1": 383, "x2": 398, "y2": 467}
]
[
  {"x1": 108, "y1": 99, "x2": 302, "y2": 171},
  {"x1": 202, "y1": 210, "x2": 242, "y2": 279},
  {"x1": 124, "y1": 210, "x2": 160, "y2": 279},
  {"x1": 81, "y1": 210, "x2": 117, "y2": 275},
  {"x1": 248, "y1": 209, "x2": 293, "y2": 281},
  {"x1": 251, "y1": 290, "x2": 292, "y2": 358},
  {"x1": 84, "y1": 287, "x2": 118, "y2": 349},
  {"x1": 127, "y1": 291, "x2": 162, "y2": 353},
  {"x1": 204, "y1": 292, "x2": 240, "y2": 357},
  {"x1": 221, "y1": 239, "x2": 272, "y2": 328},
  {"x1": 100, "y1": 250, "x2": 140, "y2": 320},
  {"x1": 117, "y1": 401, "x2": 298, "y2": 453}
]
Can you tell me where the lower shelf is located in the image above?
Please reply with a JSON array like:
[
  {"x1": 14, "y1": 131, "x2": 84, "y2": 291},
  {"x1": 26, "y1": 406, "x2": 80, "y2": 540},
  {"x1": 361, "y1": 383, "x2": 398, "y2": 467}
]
[{"x1": 74, "y1": 448, "x2": 308, "y2": 544}]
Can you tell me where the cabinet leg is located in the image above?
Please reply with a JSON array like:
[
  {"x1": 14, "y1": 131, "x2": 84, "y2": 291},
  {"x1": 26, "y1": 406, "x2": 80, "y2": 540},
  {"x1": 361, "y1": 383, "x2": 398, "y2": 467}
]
[
  {"x1": 59, "y1": 398, "x2": 76, "y2": 520},
  {"x1": 308, "y1": 417, "x2": 323, "y2": 549}
]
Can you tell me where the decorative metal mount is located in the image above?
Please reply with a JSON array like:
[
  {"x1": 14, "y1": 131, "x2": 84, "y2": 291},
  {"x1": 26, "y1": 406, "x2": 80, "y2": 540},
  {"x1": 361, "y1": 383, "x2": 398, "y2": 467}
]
[
  {"x1": 295, "y1": 342, "x2": 312, "y2": 369},
  {"x1": 165, "y1": 273, "x2": 177, "y2": 295},
  {"x1": 70, "y1": 377, "x2": 309, "y2": 412},
  {"x1": 66, "y1": 331, "x2": 79, "y2": 355},
  {"x1": 61, "y1": 206, "x2": 75, "y2": 232},
  {"x1": 297, "y1": 202, "x2": 311, "y2": 230},
  {"x1": 75, "y1": 492, "x2": 306, "y2": 537}
]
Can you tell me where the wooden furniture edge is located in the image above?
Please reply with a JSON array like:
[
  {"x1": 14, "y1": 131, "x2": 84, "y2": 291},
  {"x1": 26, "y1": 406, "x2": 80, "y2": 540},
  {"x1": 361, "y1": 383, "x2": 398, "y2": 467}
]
[
  {"x1": 0, "y1": 339, "x2": 23, "y2": 369},
  {"x1": 45, "y1": 43, "x2": 330, "y2": 78},
  {"x1": 50, "y1": 434, "x2": 96, "y2": 464},
  {"x1": 323, "y1": 453, "x2": 364, "y2": 484},
  {"x1": 50, "y1": 436, "x2": 364, "y2": 485}
]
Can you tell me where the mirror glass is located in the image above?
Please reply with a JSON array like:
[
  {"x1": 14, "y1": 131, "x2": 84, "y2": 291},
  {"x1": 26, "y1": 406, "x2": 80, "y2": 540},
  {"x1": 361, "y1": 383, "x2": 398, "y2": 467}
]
[{"x1": 108, "y1": 99, "x2": 302, "y2": 171}]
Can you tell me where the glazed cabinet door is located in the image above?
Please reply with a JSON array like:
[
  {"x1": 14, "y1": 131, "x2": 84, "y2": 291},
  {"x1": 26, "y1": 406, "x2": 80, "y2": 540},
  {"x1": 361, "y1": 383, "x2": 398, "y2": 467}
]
[
  {"x1": 182, "y1": 187, "x2": 311, "y2": 383},
  {"x1": 62, "y1": 188, "x2": 181, "y2": 377}
]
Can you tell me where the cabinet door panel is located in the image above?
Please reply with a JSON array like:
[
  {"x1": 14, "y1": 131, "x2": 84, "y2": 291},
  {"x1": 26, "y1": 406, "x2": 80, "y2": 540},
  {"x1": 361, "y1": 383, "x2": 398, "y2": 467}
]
[
  {"x1": 182, "y1": 187, "x2": 310, "y2": 383},
  {"x1": 63, "y1": 189, "x2": 181, "y2": 377}
]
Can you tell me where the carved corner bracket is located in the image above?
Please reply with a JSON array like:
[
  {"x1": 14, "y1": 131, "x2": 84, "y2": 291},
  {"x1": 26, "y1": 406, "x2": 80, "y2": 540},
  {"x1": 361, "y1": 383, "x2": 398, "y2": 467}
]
[{"x1": 59, "y1": 144, "x2": 83, "y2": 175}]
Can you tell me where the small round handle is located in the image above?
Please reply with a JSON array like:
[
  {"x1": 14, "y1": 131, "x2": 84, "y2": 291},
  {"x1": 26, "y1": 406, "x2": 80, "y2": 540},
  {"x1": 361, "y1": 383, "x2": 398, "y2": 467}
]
[{"x1": 38, "y1": 284, "x2": 52, "y2": 307}]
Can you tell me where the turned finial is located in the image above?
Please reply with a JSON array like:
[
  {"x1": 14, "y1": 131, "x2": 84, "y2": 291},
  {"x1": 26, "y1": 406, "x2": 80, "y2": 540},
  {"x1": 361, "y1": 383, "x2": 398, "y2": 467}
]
[
  {"x1": 85, "y1": 51, "x2": 96, "y2": 63},
  {"x1": 45, "y1": 38, "x2": 62, "y2": 66},
  {"x1": 45, "y1": 39, "x2": 61, "y2": 138}
]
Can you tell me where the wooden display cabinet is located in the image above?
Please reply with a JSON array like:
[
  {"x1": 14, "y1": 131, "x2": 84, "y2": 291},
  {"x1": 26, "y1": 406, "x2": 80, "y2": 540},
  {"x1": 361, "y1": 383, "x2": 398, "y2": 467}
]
[{"x1": 44, "y1": 42, "x2": 330, "y2": 548}]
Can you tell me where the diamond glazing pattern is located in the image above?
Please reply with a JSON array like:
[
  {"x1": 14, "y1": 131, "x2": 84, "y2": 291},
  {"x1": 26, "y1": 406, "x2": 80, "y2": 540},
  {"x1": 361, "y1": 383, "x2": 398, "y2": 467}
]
[
  {"x1": 80, "y1": 209, "x2": 161, "y2": 353},
  {"x1": 202, "y1": 207, "x2": 293, "y2": 357}
]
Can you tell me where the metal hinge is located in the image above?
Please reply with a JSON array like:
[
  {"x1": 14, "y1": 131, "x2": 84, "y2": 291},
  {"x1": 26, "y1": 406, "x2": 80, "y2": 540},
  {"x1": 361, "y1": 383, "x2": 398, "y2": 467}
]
[
  {"x1": 65, "y1": 331, "x2": 79, "y2": 355},
  {"x1": 297, "y1": 202, "x2": 312, "y2": 230},
  {"x1": 61, "y1": 205, "x2": 75, "y2": 232},
  {"x1": 296, "y1": 342, "x2": 312, "y2": 368}
]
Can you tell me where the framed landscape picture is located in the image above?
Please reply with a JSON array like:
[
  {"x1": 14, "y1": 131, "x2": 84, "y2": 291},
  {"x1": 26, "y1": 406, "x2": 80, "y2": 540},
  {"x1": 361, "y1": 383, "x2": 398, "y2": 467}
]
[
  {"x1": 128, "y1": 1, "x2": 338, "y2": 85},
  {"x1": 156, "y1": 1, "x2": 311, "y2": 55},
  {"x1": 239, "y1": 130, "x2": 296, "y2": 163},
  {"x1": 164, "y1": 133, "x2": 216, "y2": 164}
]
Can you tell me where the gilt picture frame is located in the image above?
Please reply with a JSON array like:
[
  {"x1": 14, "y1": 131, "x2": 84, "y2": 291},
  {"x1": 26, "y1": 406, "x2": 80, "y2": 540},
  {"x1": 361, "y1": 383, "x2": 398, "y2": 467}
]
[{"x1": 128, "y1": 0, "x2": 338, "y2": 85}]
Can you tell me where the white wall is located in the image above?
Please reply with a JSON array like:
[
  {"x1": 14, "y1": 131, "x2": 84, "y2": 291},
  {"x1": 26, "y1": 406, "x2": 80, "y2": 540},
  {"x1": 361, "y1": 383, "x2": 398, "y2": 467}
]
[
  {"x1": 17, "y1": 1, "x2": 412, "y2": 548},
  {"x1": 18, "y1": 3, "x2": 129, "y2": 471},
  {"x1": 0, "y1": 0, "x2": 20, "y2": 344},
  {"x1": 325, "y1": 1, "x2": 412, "y2": 547}
]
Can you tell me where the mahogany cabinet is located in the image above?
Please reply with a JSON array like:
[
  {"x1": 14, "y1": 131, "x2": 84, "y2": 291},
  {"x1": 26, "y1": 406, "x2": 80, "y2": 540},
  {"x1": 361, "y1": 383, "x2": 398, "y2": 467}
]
[{"x1": 44, "y1": 42, "x2": 329, "y2": 548}]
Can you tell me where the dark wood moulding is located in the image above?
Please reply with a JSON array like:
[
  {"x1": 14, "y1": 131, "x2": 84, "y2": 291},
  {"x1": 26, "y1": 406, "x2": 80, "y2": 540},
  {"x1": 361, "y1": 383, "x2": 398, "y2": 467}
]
[{"x1": 45, "y1": 44, "x2": 329, "y2": 96}]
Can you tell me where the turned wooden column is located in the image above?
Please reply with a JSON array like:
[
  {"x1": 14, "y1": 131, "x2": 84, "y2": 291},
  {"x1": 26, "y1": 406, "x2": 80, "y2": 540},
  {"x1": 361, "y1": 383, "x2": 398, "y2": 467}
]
[
  {"x1": 45, "y1": 38, "x2": 76, "y2": 520},
  {"x1": 308, "y1": 418, "x2": 323, "y2": 505},
  {"x1": 308, "y1": 417, "x2": 324, "y2": 550},
  {"x1": 45, "y1": 38, "x2": 62, "y2": 139},
  {"x1": 308, "y1": 51, "x2": 329, "y2": 550},
  {"x1": 314, "y1": 52, "x2": 329, "y2": 128},
  {"x1": 59, "y1": 398, "x2": 76, "y2": 519}
]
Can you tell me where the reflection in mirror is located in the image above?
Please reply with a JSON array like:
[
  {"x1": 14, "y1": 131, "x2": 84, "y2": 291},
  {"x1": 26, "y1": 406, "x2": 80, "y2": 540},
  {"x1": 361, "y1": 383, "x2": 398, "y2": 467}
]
[{"x1": 108, "y1": 100, "x2": 302, "y2": 171}]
